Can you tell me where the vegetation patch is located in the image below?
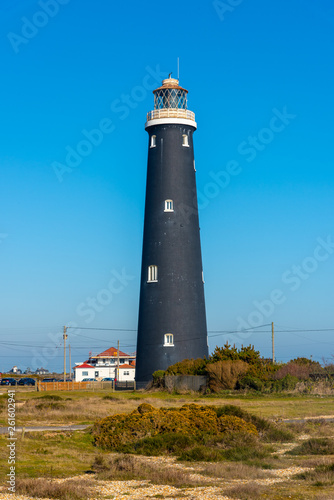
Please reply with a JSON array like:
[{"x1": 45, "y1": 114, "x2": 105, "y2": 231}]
[
  {"x1": 288, "y1": 438, "x2": 334, "y2": 456},
  {"x1": 199, "y1": 461, "x2": 268, "y2": 479},
  {"x1": 223, "y1": 481, "x2": 267, "y2": 499},
  {"x1": 93, "y1": 403, "x2": 286, "y2": 464},
  {"x1": 153, "y1": 344, "x2": 334, "y2": 395},
  {"x1": 102, "y1": 395, "x2": 122, "y2": 401},
  {"x1": 92, "y1": 453, "x2": 204, "y2": 487},
  {"x1": 35, "y1": 402, "x2": 65, "y2": 411},
  {"x1": 4, "y1": 430, "x2": 96, "y2": 479},
  {"x1": 294, "y1": 462, "x2": 334, "y2": 486},
  {"x1": 37, "y1": 394, "x2": 64, "y2": 401},
  {"x1": 93, "y1": 403, "x2": 257, "y2": 449},
  {"x1": 15, "y1": 477, "x2": 95, "y2": 500}
]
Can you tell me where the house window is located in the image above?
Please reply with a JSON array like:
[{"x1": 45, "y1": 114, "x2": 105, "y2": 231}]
[
  {"x1": 82, "y1": 371, "x2": 88, "y2": 376},
  {"x1": 182, "y1": 134, "x2": 189, "y2": 147},
  {"x1": 148, "y1": 265, "x2": 158, "y2": 282},
  {"x1": 164, "y1": 199, "x2": 174, "y2": 212},
  {"x1": 124, "y1": 371, "x2": 129, "y2": 376},
  {"x1": 150, "y1": 135, "x2": 156, "y2": 148},
  {"x1": 164, "y1": 333, "x2": 174, "y2": 346},
  {"x1": 95, "y1": 371, "x2": 99, "y2": 377}
]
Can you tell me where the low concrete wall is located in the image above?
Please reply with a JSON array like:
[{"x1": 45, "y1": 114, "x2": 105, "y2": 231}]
[{"x1": 165, "y1": 375, "x2": 207, "y2": 392}]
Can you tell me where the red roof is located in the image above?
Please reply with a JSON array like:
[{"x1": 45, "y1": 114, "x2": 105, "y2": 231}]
[
  {"x1": 92, "y1": 347, "x2": 129, "y2": 358},
  {"x1": 74, "y1": 363, "x2": 94, "y2": 369},
  {"x1": 119, "y1": 363, "x2": 135, "y2": 369}
]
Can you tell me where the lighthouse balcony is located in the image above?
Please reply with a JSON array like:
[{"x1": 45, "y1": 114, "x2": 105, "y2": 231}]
[{"x1": 146, "y1": 108, "x2": 195, "y2": 122}]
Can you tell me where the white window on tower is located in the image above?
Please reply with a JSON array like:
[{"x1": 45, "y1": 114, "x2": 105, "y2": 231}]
[
  {"x1": 182, "y1": 134, "x2": 189, "y2": 147},
  {"x1": 164, "y1": 333, "x2": 174, "y2": 346},
  {"x1": 164, "y1": 199, "x2": 174, "y2": 212},
  {"x1": 148, "y1": 265, "x2": 158, "y2": 282},
  {"x1": 150, "y1": 135, "x2": 156, "y2": 148}
]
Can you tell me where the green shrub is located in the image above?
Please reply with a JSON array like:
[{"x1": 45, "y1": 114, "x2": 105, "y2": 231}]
[
  {"x1": 271, "y1": 374, "x2": 299, "y2": 391},
  {"x1": 213, "y1": 405, "x2": 271, "y2": 433},
  {"x1": 122, "y1": 433, "x2": 197, "y2": 456},
  {"x1": 222, "y1": 442, "x2": 270, "y2": 462},
  {"x1": 237, "y1": 375, "x2": 264, "y2": 392},
  {"x1": 288, "y1": 438, "x2": 334, "y2": 455},
  {"x1": 262, "y1": 425, "x2": 294, "y2": 443},
  {"x1": 178, "y1": 445, "x2": 223, "y2": 462},
  {"x1": 219, "y1": 415, "x2": 258, "y2": 435},
  {"x1": 103, "y1": 395, "x2": 123, "y2": 401},
  {"x1": 37, "y1": 394, "x2": 63, "y2": 401},
  {"x1": 209, "y1": 342, "x2": 261, "y2": 364},
  {"x1": 35, "y1": 402, "x2": 64, "y2": 411},
  {"x1": 165, "y1": 358, "x2": 207, "y2": 376},
  {"x1": 93, "y1": 403, "x2": 262, "y2": 456},
  {"x1": 93, "y1": 403, "x2": 220, "y2": 450},
  {"x1": 152, "y1": 370, "x2": 166, "y2": 386}
]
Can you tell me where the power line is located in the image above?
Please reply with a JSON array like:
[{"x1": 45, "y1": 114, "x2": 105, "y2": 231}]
[{"x1": 66, "y1": 326, "x2": 137, "y2": 332}]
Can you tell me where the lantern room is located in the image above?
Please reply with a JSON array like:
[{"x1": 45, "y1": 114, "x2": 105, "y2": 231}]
[{"x1": 146, "y1": 76, "x2": 196, "y2": 127}]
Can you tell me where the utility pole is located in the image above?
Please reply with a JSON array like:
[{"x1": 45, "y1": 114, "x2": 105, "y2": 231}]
[
  {"x1": 271, "y1": 322, "x2": 275, "y2": 363},
  {"x1": 63, "y1": 326, "x2": 68, "y2": 382},
  {"x1": 117, "y1": 340, "x2": 120, "y2": 384},
  {"x1": 69, "y1": 344, "x2": 71, "y2": 380}
]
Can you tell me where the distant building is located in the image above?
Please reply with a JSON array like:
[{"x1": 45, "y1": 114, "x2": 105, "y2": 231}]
[
  {"x1": 74, "y1": 347, "x2": 136, "y2": 382},
  {"x1": 9, "y1": 366, "x2": 22, "y2": 374},
  {"x1": 35, "y1": 367, "x2": 49, "y2": 375}
]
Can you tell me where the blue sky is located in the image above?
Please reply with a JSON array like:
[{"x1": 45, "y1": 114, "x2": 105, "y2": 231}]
[{"x1": 0, "y1": 0, "x2": 333, "y2": 373}]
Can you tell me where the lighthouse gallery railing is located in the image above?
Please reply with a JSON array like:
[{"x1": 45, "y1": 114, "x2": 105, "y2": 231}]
[{"x1": 146, "y1": 109, "x2": 195, "y2": 122}]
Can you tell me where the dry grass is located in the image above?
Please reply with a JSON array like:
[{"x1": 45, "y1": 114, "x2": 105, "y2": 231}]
[
  {"x1": 300, "y1": 457, "x2": 334, "y2": 468},
  {"x1": 92, "y1": 453, "x2": 206, "y2": 487},
  {"x1": 2, "y1": 390, "x2": 334, "y2": 426},
  {"x1": 14, "y1": 395, "x2": 133, "y2": 424},
  {"x1": 289, "y1": 419, "x2": 334, "y2": 438},
  {"x1": 223, "y1": 481, "x2": 267, "y2": 499},
  {"x1": 2, "y1": 390, "x2": 334, "y2": 499},
  {"x1": 294, "y1": 462, "x2": 334, "y2": 485},
  {"x1": 15, "y1": 477, "x2": 95, "y2": 499},
  {"x1": 198, "y1": 461, "x2": 268, "y2": 479}
]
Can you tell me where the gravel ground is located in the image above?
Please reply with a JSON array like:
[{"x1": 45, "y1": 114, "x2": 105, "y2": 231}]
[{"x1": 0, "y1": 464, "x2": 310, "y2": 500}]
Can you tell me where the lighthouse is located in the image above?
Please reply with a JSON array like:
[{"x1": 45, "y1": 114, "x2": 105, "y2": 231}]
[{"x1": 135, "y1": 75, "x2": 208, "y2": 385}]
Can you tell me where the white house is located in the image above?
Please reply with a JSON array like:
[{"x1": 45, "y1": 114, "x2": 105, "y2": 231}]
[
  {"x1": 35, "y1": 367, "x2": 49, "y2": 375},
  {"x1": 117, "y1": 363, "x2": 135, "y2": 382},
  {"x1": 9, "y1": 366, "x2": 22, "y2": 374},
  {"x1": 74, "y1": 362, "x2": 96, "y2": 381},
  {"x1": 74, "y1": 347, "x2": 136, "y2": 382}
]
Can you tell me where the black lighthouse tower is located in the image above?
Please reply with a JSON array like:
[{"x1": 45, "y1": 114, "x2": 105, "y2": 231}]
[{"x1": 136, "y1": 76, "x2": 208, "y2": 385}]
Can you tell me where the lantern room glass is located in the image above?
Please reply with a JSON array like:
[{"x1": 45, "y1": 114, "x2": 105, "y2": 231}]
[{"x1": 154, "y1": 88, "x2": 187, "y2": 110}]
